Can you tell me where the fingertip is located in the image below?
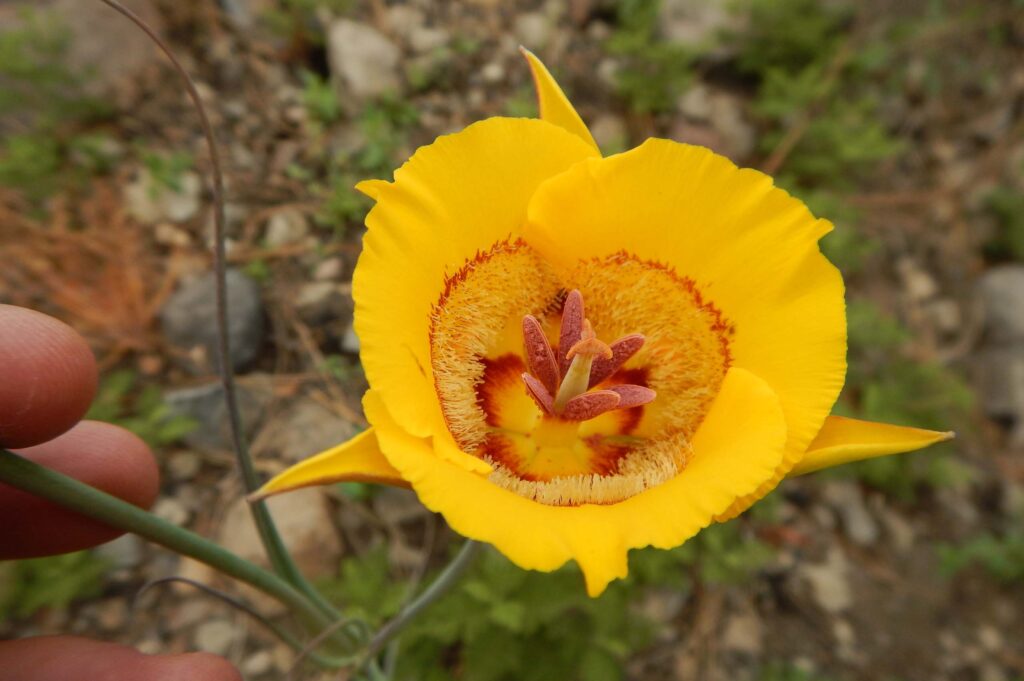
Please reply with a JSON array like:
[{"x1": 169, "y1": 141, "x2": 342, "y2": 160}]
[
  {"x1": 0, "y1": 421, "x2": 159, "y2": 558},
  {"x1": 152, "y1": 652, "x2": 244, "y2": 681},
  {"x1": 0, "y1": 305, "x2": 98, "y2": 448}
]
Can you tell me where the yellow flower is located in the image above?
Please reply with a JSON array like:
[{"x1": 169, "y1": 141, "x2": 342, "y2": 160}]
[{"x1": 256, "y1": 51, "x2": 952, "y2": 596}]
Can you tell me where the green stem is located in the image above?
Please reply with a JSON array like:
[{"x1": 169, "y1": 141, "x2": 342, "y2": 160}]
[
  {"x1": 357, "y1": 540, "x2": 483, "y2": 670},
  {"x1": 95, "y1": 0, "x2": 338, "y2": 621},
  {"x1": 0, "y1": 449, "x2": 336, "y2": 637}
]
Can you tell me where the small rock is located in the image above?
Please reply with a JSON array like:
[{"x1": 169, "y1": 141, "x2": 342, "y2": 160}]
[
  {"x1": 313, "y1": 257, "x2": 345, "y2": 281},
  {"x1": 152, "y1": 497, "x2": 190, "y2": 526},
  {"x1": 163, "y1": 375, "x2": 274, "y2": 451},
  {"x1": 263, "y1": 209, "x2": 309, "y2": 248},
  {"x1": 47, "y1": 0, "x2": 164, "y2": 103},
  {"x1": 160, "y1": 269, "x2": 265, "y2": 374},
  {"x1": 166, "y1": 450, "x2": 202, "y2": 482},
  {"x1": 977, "y1": 266, "x2": 1024, "y2": 343},
  {"x1": 255, "y1": 399, "x2": 359, "y2": 464},
  {"x1": 124, "y1": 169, "x2": 201, "y2": 224},
  {"x1": 223, "y1": 488, "x2": 343, "y2": 578},
  {"x1": 515, "y1": 12, "x2": 552, "y2": 49},
  {"x1": 823, "y1": 481, "x2": 879, "y2": 546},
  {"x1": 801, "y1": 548, "x2": 852, "y2": 614},
  {"x1": 658, "y1": 0, "x2": 741, "y2": 49},
  {"x1": 327, "y1": 20, "x2": 402, "y2": 103},
  {"x1": 481, "y1": 61, "x2": 506, "y2": 84},
  {"x1": 638, "y1": 588, "x2": 685, "y2": 627},
  {"x1": 409, "y1": 26, "x2": 450, "y2": 54},
  {"x1": 708, "y1": 93, "x2": 755, "y2": 159},
  {"x1": 154, "y1": 222, "x2": 192, "y2": 248},
  {"x1": 878, "y1": 504, "x2": 916, "y2": 552},
  {"x1": 194, "y1": 619, "x2": 241, "y2": 656},
  {"x1": 95, "y1": 598, "x2": 128, "y2": 632},
  {"x1": 243, "y1": 650, "x2": 275, "y2": 676},
  {"x1": 832, "y1": 618, "x2": 858, "y2": 662},
  {"x1": 974, "y1": 346, "x2": 1024, "y2": 439},
  {"x1": 677, "y1": 84, "x2": 714, "y2": 120},
  {"x1": 978, "y1": 625, "x2": 1003, "y2": 653},
  {"x1": 721, "y1": 611, "x2": 763, "y2": 656},
  {"x1": 294, "y1": 281, "x2": 353, "y2": 327},
  {"x1": 926, "y1": 298, "x2": 962, "y2": 335},
  {"x1": 95, "y1": 534, "x2": 144, "y2": 570},
  {"x1": 897, "y1": 257, "x2": 939, "y2": 302}
]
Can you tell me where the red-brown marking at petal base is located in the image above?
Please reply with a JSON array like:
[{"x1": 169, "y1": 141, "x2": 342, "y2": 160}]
[
  {"x1": 582, "y1": 435, "x2": 634, "y2": 476},
  {"x1": 433, "y1": 237, "x2": 528, "y2": 314},
  {"x1": 477, "y1": 354, "x2": 528, "y2": 427},
  {"x1": 480, "y1": 432, "x2": 538, "y2": 481},
  {"x1": 599, "y1": 251, "x2": 734, "y2": 368}
]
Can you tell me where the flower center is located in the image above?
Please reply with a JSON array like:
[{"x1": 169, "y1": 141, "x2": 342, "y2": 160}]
[
  {"x1": 520, "y1": 290, "x2": 656, "y2": 421},
  {"x1": 430, "y1": 241, "x2": 733, "y2": 506}
]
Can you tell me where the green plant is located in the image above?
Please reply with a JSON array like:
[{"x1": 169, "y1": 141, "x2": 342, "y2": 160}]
[
  {"x1": 139, "y1": 149, "x2": 194, "y2": 195},
  {"x1": 85, "y1": 370, "x2": 197, "y2": 448},
  {"x1": 302, "y1": 70, "x2": 341, "y2": 125},
  {"x1": 606, "y1": 0, "x2": 693, "y2": 114},
  {"x1": 982, "y1": 184, "x2": 1024, "y2": 262},
  {"x1": 939, "y1": 528, "x2": 1024, "y2": 583},
  {"x1": 757, "y1": 661, "x2": 836, "y2": 681},
  {"x1": 0, "y1": 551, "x2": 109, "y2": 620}
]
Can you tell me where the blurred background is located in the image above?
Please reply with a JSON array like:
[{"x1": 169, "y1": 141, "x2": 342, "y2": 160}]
[{"x1": 0, "y1": 0, "x2": 1022, "y2": 679}]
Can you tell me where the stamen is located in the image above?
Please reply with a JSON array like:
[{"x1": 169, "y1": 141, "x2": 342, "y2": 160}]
[
  {"x1": 557, "y1": 289, "x2": 584, "y2": 377},
  {"x1": 607, "y1": 384, "x2": 656, "y2": 409},
  {"x1": 562, "y1": 390, "x2": 621, "y2": 421},
  {"x1": 522, "y1": 315, "x2": 559, "y2": 394},
  {"x1": 519, "y1": 289, "x2": 655, "y2": 423},
  {"x1": 522, "y1": 372, "x2": 555, "y2": 413},
  {"x1": 589, "y1": 334, "x2": 645, "y2": 388}
]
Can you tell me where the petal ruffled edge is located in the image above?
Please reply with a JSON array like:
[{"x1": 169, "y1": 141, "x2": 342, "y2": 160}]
[
  {"x1": 520, "y1": 47, "x2": 599, "y2": 153},
  {"x1": 367, "y1": 366, "x2": 787, "y2": 597},
  {"x1": 789, "y1": 415, "x2": 954, "y2": 477},
  {"x1": 250, "y1": 428, "x2": 408, "y2": 501}
]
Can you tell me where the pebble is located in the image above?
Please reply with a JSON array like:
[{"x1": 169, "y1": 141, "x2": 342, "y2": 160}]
[
  {"x1": 590, "y1": 114, "x2": 627, "y2": 153},
  {"x1": 255, "y1": 399, "x2": 359, "y2": 464},
  {"x1": 313, "y1": 256, "x2": 345, "y2": 282},
  {"x1": 515, "y1": 12, "x2": 552, "y2": 49},
  {"x1": 163, "y1": 376, "x2": 274, "y2": 451},
  {"x1": 263, "y1": 208, "x2": 309, "y2": 248},
  {"x1": 243, "y1": 650, "x2": 275, "y2": 676},
  {"x1": 896, "y1": 257, "x2": 940, "y2": 302},
  {"x1": 95, "y1": 534, "x2": 144, "y2": 570},
  {"x1": 341, "y1": 324, "x2": 361, "y2": 354},
  {"x1": 294, "y1": 281, "x2": 352, "y2": 327},
  {"x1": 823, "y1": 481, "x2": 880, "y2": 546},
  {"x1": 327, "y1": 20, "x2": 402, "y2": 103},
  {"x1": 124, "y1": 169, "x2": 201, "y2": 224},
  {"x1": 481, "y1": 61, "x2": 506, "y2": 84},
  {"x1": 801, "y1": 548, "x2": 853, "y2": 614},
  {"x1": 977, "y1": 266, "x2": 1024, "y2": 343},
  {"x1": 166, "y1": 450, "x2": 202, "y2": 482},
  {"x1": 159, "y1": 269, "x2": 265, "y2": 374},
  {"x1": 152, "y1": 497, "x2": 190, "y2": 526},
  {"x1": 194, "y1": 619, "x2": 241, "y2": 656},
  {"x1": 721, "y1": 611, "x2": 763, "y2": 656}
]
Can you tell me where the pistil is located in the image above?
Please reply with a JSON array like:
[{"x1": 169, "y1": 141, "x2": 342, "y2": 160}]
[{"x1": 520, "y1": 289, "x2": 656, "y2": 422}]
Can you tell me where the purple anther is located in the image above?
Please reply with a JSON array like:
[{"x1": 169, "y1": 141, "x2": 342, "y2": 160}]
[
  {"x1": 607, "y1": 384, "x2": 656, "y2": 409},
  {"x1": 588, "y1": 334, "x2": 646, "y2": 388},
  {"x1": 522, "y1": 372, "x2": 555, "y2": 414},
  {"x1": 521, "y1": 315, "x2": 560, "y2": 395},
  {"x1": 557, "y1": 290, "x2": 584, "y2": 377},
  {"x1": 561, "y1": 390, "x2": 621, "y2": 421}
]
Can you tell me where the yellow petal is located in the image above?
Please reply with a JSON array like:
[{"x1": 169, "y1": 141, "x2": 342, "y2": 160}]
[
  {"x1": 250, "y1": 428, "x2": 408, "y2": 500},
  {"x1": 366, "y1": 365, "x2": 786, "y2": 597},
  {"x1": 522, "y1": 139, "x2": 846, "y2": 519},
  {"x1": 520, "y1": 47, "x2": 599, "y2": 153},
  {"x1": 790, "y1": 415, "x2": 954, "y2": 476},
  {"x1": 354, "y1": 118, "x2": 598, "y2": 447}
]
